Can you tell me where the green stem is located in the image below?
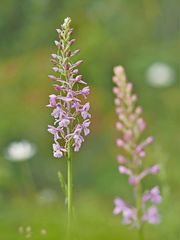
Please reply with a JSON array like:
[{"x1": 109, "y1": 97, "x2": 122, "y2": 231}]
[
  {"x1": 138, "y1": 225, "x2": 144, "y2": 240},
  {"x1": 67, "y1": 144, "x2": 73, "y2": 237},
  {"x1": 136, "y1": 183, "x2": 144, "y2": 240},
  {"x1": 23, "y1": 161, "x2": 36, "y2": 193}
]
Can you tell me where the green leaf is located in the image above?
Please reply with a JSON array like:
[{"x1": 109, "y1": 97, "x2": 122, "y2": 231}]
[{"x1": 58, "y1": 171, "x2": 67, "y2": 203}]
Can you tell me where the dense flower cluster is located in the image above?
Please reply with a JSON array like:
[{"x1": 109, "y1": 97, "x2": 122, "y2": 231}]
[
  {"x1": 112, "y1": 66, "x2": 161, "y2": 228},
  {"x1": 47, "y1": 17, "x2": 91, "y2": 158}
]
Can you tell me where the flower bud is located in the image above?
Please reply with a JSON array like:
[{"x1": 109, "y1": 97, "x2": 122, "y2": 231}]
[
  {"x1": 51, "y1": 54, "x2": 57, "y2": 59},
  {"x1": 127, "y1": 83, "x2": 133, "y2": 92},
  {"x1": 69, "y1": 39, "x2": 76, "y2": 46},
  {"x1": 135, "y1": 106, "x2": 142, "y2": 114},
  {"x1": 75, "y1": 75, "x2": 82, "y2": 82},
  {"x1": 53, "y1": 84, "x2": 63, "y2": 91},
  {"x1": 51, "y1": 59, "x2": 57, "y2": 65},
  {"x1": 54, "y1": 40, "x2": 60, "y2": 46},
  {"x1": 52, "y1": 67, "x2": 59, "y2": 72},
  {"x1": 119, "y1": 166, "x2": 131, "y2": 175},
  {"x1": 117, "y1": 155, "x2": 126, "y2": 164},
  {"x1": 129, "y1": 176, "x2": 138, "y2": 186},
  {"x1": 73, "y1": 60, "x2": 83, "y2": 67},
  {"x1": 146, "y1": 136, "x2": 154, "y2": 145},
  {"x1": 114, "y1": 98, "x2": 121, "y2": 105},
  {"x1": 116, "y1": 139, "x2": 124, "y2": 147},
  {"x1": 150, "y1": 164, "x2": 160, "y2": 174},
  {"x1": 73, "y1": 69, "x2": 79, "y2": 74},
  {"x1": 116, "y1": 122, "x2": 123, "y2": 130},
  {"x1": 48, "y1": 75, "x2": 57, "y2": 80},
  {"x1": 64, "y1": 63, "x2": 70, "y2": 70},
  {"x1": 71, "y1": 49, "x2": 80, "y2": 57},
  {"x1": 56, "y1": 29, "x2": 61, "y2": 34},
  {"x1": 114, "y1": 66, "x2": 124, "y2": 76}
]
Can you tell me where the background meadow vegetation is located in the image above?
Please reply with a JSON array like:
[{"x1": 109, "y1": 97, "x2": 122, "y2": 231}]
[{"x1": 0, "y1": 0, "x2": 179, "y2": 239}]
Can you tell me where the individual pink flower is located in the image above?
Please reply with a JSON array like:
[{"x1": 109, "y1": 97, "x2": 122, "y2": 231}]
[
  {"x1": 143, "y1": 206, "x2": 160, "y2": 224},
  {"x1": 113, "y1": 198, "x2": 137, "y2": 225},
  {"x1": 81, "y1": 103, "x2": 91, "y2": 120},
  {"x1": 53, "y1": 142, "x2": 66, "y2": 158},
  {"x1": 113, "y1": 198, "x2": 126, "y2": 215},
  {"x1": 143, "y1": 186, "x2": 162, "y2": 204}
]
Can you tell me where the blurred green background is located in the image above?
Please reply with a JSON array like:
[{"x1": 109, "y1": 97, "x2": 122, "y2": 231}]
[{"x1": 0, "y1": 0, "x2": 179, "y2": 239}]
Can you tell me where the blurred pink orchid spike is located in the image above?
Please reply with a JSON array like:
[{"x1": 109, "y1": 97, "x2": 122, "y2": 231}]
[{"x1": 112, "y1": 66, "x2": 162, "y2": 240}]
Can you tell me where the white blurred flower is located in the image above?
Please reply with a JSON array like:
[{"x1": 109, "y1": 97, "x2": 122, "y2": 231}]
[
  {"x1": 146, "y1": 62, "x2": 176, "y2": 87},
  {"x1": 40, "y1": 229, "x2": 47, "y2": 236},
  {"x1": 36, "y1": 189, "x2": 58, "y2": 204},
  {"x1": 18, "y1": 226, "x2": 32, "y2": 238},
  {"x1": 5, "y1": 140, "x2": 36, "y2": 162},
  {"x1": 18, "y1": 226, "x2": 24, "y2": 234}
]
